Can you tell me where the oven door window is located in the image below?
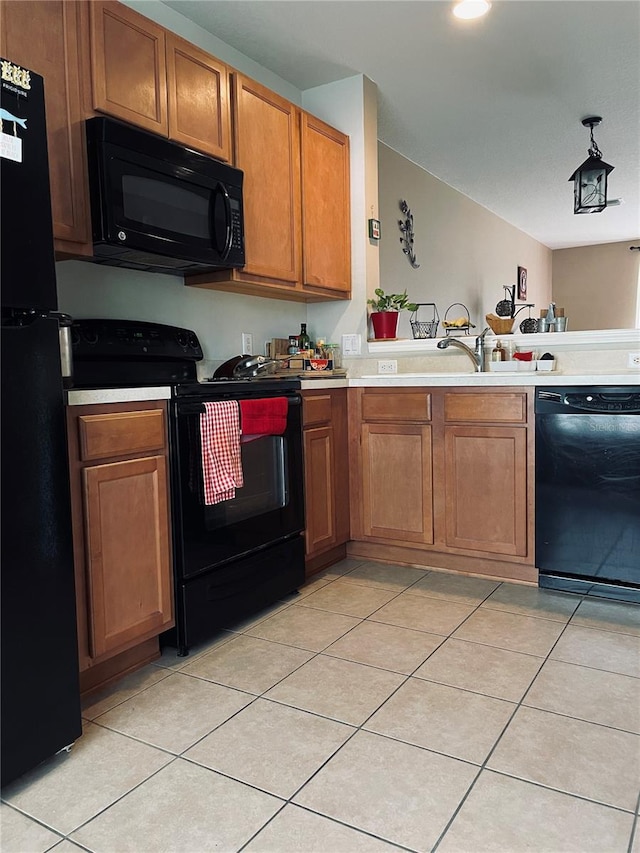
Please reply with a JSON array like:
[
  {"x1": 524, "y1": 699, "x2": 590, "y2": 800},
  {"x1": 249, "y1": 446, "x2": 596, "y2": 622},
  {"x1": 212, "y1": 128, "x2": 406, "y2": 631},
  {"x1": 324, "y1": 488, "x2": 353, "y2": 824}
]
[
  {"x1": 175, "y1": 402, "x2": 305, "y2": 580},
  {"x1": 204, "y1": 436, "x2": 286, "y2": 529}
]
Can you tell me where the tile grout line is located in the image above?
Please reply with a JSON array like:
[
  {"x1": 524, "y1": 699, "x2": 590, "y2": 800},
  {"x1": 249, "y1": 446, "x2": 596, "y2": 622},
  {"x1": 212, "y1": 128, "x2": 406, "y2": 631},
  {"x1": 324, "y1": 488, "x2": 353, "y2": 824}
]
[
  {"x1": 627, "y1": 790, "x2": 640, "y2": 853},
  {"x1": 231, "y1": 576, "x2": 509, "y2": 852},
  {"x1": 14, "y1": 563, "x2": 637, "y2": 852},
  {"x1": 430, "y1": 602, "x2": 583, "y2": 851}
]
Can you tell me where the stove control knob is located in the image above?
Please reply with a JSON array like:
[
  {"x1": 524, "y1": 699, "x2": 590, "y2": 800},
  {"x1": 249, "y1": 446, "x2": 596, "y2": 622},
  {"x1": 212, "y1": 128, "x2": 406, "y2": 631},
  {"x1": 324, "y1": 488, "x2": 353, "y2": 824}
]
[
  {"x1": 176, "y1": 332, "x2": 188, "y2": 348},
  {"x1": 82, "y1": 328, "x2": 99, "y2": 345},
  {"x1": 188, "y1": 334, "x2": 199, "y2": 350}
]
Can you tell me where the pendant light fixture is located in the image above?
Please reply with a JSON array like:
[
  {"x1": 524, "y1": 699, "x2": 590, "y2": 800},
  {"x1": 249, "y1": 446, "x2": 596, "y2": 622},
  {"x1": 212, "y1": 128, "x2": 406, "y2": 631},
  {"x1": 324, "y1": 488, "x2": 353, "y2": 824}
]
[{"x1": 569, "y1": 116, "x2": 614, "y2": 214}]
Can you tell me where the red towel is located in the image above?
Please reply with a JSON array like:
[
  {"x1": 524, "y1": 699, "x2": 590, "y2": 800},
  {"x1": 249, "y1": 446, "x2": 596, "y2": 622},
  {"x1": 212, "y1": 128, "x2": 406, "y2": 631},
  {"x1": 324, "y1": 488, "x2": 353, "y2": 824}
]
[
  {"x1": 200, "y1": 401, "x2": 244, "y2": 505},
  {"x1": 239, "y1": 397, "x2": 288, "y2": 436}
]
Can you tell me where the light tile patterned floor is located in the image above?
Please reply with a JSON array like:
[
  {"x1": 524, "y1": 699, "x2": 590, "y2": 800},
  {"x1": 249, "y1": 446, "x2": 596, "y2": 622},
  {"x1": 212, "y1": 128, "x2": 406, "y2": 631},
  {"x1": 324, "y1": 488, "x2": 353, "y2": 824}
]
[{"x1": 2, "y1": 558, "x2": 640, "y2": 853}]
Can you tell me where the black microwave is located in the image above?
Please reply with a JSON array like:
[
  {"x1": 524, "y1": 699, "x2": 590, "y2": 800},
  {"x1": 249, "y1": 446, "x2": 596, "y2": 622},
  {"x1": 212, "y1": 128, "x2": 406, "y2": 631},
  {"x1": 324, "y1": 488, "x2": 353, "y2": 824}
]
[{"x1": 85, "y1": 117, "x2": 245, "y2": 275}]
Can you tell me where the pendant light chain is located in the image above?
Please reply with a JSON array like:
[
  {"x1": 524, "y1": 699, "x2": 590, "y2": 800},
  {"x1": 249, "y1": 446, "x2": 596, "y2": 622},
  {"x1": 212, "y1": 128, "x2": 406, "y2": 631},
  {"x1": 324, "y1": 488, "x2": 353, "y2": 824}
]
[{"x1": 588, "y1": 124, "x2": 603, "y2": 159}]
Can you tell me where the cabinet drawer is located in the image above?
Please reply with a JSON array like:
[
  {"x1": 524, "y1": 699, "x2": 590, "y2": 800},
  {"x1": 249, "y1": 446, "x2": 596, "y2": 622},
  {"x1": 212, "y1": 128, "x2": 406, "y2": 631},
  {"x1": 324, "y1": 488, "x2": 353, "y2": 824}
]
[
  {"x1": 444, "y1": 392, "x2": 527, "y2": 424},
  {"x1": 303, "y1": 394, "x2": 333, "y2": 427},
  {"x1": 78, "y1": 409, "x2": 166, "y2": 461},
  {"x1": 362, "y1": 391, "x2": 431, "y2": 423}
]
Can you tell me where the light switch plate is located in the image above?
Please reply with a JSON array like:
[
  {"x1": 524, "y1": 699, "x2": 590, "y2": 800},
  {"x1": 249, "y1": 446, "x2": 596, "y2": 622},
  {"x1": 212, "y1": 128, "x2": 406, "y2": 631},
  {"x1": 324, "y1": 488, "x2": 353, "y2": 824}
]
[{"x1": 342, "y1": 333, "x2": 361, "y2": 356}]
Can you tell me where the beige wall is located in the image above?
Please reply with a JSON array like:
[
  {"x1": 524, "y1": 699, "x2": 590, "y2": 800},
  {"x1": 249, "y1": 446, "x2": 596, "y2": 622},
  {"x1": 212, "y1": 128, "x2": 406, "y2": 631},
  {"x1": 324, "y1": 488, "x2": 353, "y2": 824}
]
[
  {"x1": 552, "y1": 241, "x2": 639, "y2": 330},
  {"x1": 378, "y1": 143, "x2": 552, "y2": 341}
]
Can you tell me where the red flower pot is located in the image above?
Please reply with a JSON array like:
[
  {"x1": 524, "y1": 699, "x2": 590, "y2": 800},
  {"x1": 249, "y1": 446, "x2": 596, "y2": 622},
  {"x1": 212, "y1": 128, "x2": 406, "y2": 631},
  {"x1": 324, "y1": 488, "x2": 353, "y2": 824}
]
[{"x1": 370, "y1": 311, "x2": 399, "y2": 340}]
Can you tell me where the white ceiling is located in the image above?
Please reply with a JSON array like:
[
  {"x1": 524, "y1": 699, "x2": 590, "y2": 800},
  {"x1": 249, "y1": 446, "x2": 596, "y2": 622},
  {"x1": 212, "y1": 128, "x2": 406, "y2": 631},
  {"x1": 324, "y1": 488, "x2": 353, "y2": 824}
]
[{"x1": 163, "y1": 0, "x2": 639, "y2": 250}]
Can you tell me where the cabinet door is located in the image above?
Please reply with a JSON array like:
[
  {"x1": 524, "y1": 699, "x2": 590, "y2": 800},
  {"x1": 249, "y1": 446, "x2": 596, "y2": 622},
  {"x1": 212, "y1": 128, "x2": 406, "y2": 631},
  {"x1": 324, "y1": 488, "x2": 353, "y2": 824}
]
[
  {"x1": 233, "y1": 74, "x2": 302, "y2": 287},
  {"x1": 362, "y1": 423, "x2": 433, "y2": 543},
  {"x1": 444, "y1": 425, "x2": 527, "y2": 556},
  {"x1": 301, "y1": 112, "x2": 351, "y2": 296},
  {"x1": 166, "y1": 33, "x2": 231, "y2": 161},
  {"x1": 1, "y1": 0, "x2": 91, "y2": 254},
  {"x1": 90, "y1": 1, "x2": 168, "y2": 135},
  {"x1": 303, "y1": 426, "x2": 336, "y2": 555},
  {"x1": 83, "y1": 455, "x2": 173, "y2": 658}
]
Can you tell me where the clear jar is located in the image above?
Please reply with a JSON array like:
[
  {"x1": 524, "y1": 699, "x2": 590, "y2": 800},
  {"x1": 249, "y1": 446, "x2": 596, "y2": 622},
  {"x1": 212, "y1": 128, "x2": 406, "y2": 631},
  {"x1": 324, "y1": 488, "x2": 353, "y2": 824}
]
[
  {"x1": 326, "y1": 344, "x2": 342, "y2": 369},
  {"x1": 503, "y1": 339, "x2": 517, "y2": 361}
]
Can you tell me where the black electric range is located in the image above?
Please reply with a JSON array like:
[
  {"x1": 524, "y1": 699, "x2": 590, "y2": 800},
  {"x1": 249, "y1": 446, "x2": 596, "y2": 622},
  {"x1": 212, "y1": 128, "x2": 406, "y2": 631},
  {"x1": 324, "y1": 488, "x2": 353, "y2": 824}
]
[
  {"x1": 71, "y1": 318, "x2": 300, "y2": 394},
  {"x1": 71, "y1": 319, "x2": 305, "y2": 655}
]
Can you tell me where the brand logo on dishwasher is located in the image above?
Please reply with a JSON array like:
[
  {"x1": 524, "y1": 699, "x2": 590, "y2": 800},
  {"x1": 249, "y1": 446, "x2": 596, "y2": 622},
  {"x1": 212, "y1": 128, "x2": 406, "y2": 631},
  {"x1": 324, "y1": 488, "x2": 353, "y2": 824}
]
[{"x1": 589, "y1": 420, "x2": 637, "y2": 433}]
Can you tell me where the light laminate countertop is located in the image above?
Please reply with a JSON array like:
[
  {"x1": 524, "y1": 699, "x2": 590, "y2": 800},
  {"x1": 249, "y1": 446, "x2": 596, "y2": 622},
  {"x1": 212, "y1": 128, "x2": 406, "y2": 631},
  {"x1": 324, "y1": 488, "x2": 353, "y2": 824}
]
[
  {"x1": 66, "y1": 371, "x2": 639, "y2": 405},
  {"x1": 67, "y1": 387, "x2": 172, "y2": 406},
  {"x1": 349, "y1": 372, "x2": 639, "y2": 387}
]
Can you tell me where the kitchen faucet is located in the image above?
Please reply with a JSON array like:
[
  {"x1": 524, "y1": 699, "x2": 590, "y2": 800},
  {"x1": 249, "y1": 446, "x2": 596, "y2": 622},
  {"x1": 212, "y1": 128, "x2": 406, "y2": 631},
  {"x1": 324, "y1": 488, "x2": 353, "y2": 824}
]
[{"x1": 436, "y1": 327, "x2": 490, "y2": 372}]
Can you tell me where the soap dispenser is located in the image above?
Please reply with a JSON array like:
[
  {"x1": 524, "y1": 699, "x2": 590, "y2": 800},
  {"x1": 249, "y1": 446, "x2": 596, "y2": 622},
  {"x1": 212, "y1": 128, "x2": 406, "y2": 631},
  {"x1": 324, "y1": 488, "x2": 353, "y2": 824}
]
[{"x1": 491, "y1": 340, "x2": 506, "y2": 362}]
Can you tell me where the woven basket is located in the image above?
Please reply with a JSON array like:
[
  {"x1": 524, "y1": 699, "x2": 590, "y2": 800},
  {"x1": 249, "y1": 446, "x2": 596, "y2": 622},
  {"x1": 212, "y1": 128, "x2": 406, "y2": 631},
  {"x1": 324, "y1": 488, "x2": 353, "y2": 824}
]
[{"x1": 485, "y1": 314, "x2": 514, "y2": 335}]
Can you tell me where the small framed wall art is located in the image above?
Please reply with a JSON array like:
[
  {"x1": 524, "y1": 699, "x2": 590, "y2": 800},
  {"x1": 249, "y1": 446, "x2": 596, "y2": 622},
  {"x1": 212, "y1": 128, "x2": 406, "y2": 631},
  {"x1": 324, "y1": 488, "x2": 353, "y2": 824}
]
[{"x1": 517, "y1": 266, "x2": 528, "y2": 300}]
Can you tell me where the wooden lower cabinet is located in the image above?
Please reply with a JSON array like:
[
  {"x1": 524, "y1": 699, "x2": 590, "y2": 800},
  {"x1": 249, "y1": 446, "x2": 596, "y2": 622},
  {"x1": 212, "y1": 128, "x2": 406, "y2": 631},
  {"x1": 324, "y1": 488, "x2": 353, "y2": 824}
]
[
  {"x1": 349, "y1": 386, "x2": 535, "y2": 582},
  {"x1": 67, "y1": 400, "x2": 174, "y2": 692},
  {"x1": 362, "y1": 423, "x2": 433, "y2": 544},
  {"x1": 443, "y1": 425, "x2": 527, "y2": 556},
  {"x1": 302, "y1": 389, "x2": 350, "y2": 573}
]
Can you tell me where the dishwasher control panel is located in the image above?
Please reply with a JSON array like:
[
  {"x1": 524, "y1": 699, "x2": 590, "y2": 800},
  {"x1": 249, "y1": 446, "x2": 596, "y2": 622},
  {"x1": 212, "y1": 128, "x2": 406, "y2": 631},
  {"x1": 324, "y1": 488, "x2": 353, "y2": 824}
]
[{"x1": 536, "y1": 387, "x2": 640, "y2": 414}]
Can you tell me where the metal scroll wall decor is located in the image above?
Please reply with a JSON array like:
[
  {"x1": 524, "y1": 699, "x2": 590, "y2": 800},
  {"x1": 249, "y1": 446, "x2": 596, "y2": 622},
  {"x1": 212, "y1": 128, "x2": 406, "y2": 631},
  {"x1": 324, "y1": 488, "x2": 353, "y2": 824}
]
[{"x1": 398, "y1": 200, "x2": 420, "y2": 268}]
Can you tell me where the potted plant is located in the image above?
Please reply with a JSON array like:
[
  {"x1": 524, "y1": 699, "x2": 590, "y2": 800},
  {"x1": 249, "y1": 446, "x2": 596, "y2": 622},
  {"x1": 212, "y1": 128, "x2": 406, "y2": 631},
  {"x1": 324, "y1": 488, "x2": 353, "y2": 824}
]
[{"x1": 367, "y1": 288, "x2": 418, "y2": 339}]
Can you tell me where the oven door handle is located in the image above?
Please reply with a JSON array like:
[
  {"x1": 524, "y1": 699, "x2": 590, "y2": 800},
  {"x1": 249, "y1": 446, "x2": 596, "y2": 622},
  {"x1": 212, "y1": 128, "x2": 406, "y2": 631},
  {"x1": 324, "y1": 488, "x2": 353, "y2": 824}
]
[{"x1": 176, "y1": 394, "x2": 301, "y2": 418}]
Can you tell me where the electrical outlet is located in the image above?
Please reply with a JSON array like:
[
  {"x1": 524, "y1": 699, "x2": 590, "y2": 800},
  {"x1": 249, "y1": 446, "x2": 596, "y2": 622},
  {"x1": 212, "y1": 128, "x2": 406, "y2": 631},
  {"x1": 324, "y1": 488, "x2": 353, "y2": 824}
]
[
  {"x1": 628, "y1": 352, "x2": 640, "y2": 368},
  {"x1": 241, "y1": 333, "x2": 253, "y2": 355},
  {"x1": 378, "y1": 359, "x2": 397, "y2": 374}
]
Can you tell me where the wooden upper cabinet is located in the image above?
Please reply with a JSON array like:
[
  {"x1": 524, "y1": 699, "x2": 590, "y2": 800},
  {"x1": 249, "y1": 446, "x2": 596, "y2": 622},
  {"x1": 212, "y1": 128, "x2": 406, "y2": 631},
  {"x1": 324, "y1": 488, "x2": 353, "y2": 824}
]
[
  {"x1": 90, "y1": 0, "x2": 168, "y2": 135},
  {"x1": 186, "y1": 77, "x2": 352, "y2": 302},
  {"x1": 89, "y1": 3, "x2": 231, "y2": 160},
  {"x1": 301, "y1": 112, "x2": 351, "y2": 296},
  {"x1": 166, "y1": 33, "x2": 231, "y2": 161},
  {"x1": 233, "y1": 74, "x2": 302, "y2": 287},
  {"x1": 1, "y1": 0, "x2": 92, "y2": 255}
]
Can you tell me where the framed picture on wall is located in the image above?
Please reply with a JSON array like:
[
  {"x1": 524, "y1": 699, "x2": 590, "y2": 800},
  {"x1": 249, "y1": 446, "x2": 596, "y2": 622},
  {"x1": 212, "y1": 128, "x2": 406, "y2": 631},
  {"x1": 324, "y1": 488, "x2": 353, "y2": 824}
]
[{"x1": 517, "y1": 266, "x2": 528, "y2": 300}]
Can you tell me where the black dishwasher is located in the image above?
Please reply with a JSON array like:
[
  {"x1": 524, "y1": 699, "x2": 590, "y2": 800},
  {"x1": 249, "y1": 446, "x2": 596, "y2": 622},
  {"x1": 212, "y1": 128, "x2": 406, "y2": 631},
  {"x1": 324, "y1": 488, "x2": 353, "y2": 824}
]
[{"x1": 535, "y1": 386, "x2": 640, "y2": 603}]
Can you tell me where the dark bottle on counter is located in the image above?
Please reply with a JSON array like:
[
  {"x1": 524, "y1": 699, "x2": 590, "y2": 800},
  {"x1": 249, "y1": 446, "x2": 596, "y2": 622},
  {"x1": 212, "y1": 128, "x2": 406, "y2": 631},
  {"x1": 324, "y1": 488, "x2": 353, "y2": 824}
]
[{"x1": 298, "y1": 323, "x2": 310, "y2": 353}]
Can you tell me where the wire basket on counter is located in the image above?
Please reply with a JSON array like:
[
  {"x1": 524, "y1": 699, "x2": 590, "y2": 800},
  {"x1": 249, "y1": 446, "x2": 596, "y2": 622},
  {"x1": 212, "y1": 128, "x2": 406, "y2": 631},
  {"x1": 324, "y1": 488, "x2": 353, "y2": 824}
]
[
  {"x1": 410, "y1": 303, "x2": 439, "y2": 339},
  {"x1": 442, "y1": 302, "x2": 475, "y2": 336}
]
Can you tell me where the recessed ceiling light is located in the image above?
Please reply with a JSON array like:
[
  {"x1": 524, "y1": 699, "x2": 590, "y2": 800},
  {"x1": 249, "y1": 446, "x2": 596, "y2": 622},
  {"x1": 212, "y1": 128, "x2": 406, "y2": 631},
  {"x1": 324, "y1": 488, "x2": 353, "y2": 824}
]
[{"x1": 452, "y1": 0, "x2": 492, "y2": 20}]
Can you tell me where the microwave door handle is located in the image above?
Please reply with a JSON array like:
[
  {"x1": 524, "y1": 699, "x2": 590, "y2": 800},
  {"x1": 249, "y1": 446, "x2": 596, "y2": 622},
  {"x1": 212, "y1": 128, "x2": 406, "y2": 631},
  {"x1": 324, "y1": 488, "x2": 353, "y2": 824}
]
[{"x1": 212, "y1": 182, "x2": 232, "y2": 260}]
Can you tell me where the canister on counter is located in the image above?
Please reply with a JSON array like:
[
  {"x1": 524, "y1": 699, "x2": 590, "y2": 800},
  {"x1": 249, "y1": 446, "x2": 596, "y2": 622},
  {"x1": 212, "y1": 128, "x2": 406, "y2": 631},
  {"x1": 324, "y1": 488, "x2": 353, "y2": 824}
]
[{"x1": 325, "y1": 344, "x2": 342, "y2": 369}]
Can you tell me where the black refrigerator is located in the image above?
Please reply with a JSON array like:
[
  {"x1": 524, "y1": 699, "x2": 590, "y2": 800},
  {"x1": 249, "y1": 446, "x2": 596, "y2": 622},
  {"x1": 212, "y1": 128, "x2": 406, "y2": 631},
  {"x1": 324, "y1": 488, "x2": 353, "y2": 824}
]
[{"x1": 1, "y1": 58, "x2": 82, "y2": 786}]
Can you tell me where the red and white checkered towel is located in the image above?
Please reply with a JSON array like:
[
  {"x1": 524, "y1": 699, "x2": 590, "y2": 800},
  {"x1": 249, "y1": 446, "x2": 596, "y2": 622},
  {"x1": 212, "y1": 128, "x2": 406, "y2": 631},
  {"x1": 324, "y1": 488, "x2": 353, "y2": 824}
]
[{"x1": 200, "y1": 401, "x2": 244, "y2": 505}]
